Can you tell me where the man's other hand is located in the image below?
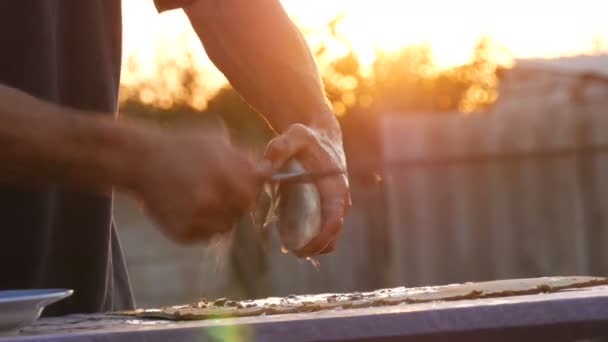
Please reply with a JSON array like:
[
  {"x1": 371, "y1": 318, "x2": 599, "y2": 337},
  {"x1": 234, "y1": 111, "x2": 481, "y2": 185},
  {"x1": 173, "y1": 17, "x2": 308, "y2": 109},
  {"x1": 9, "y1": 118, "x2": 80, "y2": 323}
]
[{"x1": 130, "y1": 128, "x2": 270, "y2": 244}]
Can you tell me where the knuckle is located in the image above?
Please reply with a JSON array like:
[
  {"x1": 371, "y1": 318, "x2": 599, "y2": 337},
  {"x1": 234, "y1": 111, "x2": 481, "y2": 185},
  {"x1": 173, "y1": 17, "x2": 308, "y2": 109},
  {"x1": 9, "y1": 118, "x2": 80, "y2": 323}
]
[
  {"x1": 289, "y1": 124, "x2": 317, "y2": 144},
  {"x1": 287, "y1": 123, "x2": 308, "y2": 135},
  {"x1": 266, "y1": 136, "x2": 280, "y2": 149},
  {"x1": 265, "y1": 136, "x2": 288, "y2": 156}
]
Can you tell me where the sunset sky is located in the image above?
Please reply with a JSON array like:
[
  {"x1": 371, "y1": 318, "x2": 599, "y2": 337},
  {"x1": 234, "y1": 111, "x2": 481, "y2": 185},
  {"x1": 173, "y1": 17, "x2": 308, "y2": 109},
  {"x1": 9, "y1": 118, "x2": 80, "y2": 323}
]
[{"x1": 121, "y1": 0, "x2": 607, "y2": 92}]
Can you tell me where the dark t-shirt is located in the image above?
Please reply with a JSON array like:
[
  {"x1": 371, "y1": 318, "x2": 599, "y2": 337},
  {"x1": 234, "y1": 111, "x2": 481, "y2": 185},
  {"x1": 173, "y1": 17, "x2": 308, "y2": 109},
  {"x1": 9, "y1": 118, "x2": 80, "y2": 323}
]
[{"x1": 0, "y1": 1, "x2": 134, "y2": 315}]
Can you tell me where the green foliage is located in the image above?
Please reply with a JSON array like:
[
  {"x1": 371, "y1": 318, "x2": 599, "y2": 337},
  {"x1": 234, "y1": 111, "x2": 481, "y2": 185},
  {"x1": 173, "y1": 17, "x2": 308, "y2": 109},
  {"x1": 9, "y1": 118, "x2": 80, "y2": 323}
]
[
  {"x1": 120, "y1": 54, "x2": 272, "y2": 149},
  {"x1": 119, "y1": 17, "x2": 501, "y2": 149},
  {"x1": 204, "y1": 87, "x2": 273, "y2": 149},
  {"x1": 318, "y1": 32, "x2": 499, "y2": 115}
]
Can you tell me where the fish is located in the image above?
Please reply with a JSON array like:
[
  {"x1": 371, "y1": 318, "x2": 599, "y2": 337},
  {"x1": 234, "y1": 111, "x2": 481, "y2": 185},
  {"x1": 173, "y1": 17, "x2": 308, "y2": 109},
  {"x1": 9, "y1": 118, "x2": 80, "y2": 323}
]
[{"x1": 276, "y1": 160, "x2": 323, "y2": 252}]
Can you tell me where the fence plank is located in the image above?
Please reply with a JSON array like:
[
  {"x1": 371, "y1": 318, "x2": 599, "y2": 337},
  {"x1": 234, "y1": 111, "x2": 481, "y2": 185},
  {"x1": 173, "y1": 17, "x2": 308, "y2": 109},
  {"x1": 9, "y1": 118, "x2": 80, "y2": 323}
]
[{"x1": 381, "y1": 99, "x2": 606, "y2": 286}]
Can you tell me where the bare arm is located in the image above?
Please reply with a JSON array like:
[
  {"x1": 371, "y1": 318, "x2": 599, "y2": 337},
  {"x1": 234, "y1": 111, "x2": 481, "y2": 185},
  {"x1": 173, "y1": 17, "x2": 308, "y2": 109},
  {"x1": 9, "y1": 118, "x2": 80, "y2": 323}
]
[
  {"x1": 0, "y1": 84, "x2": 143, "y2": 191},
  {"x1": 182, "y1": 0, "x2": 351, "y2": 257},
  {"x1": 182, "y1": 0, "x2": 336, "y2": 133},
  {"x1": 0, "y1": 83, "x2": 266, "y2": 243}
]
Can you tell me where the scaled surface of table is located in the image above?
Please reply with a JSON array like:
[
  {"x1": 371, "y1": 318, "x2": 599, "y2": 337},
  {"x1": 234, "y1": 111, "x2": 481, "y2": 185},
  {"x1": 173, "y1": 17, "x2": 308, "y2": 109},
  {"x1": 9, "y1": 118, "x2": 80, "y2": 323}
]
[{"x1": 3, "y1": 285, "x2": 608, "y2": 342}]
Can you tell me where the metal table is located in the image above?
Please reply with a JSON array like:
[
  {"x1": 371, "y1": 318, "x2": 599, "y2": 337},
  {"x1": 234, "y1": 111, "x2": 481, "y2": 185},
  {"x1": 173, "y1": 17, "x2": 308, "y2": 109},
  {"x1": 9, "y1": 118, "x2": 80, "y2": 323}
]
[{"x1": 4, "y1": 285, "x2": 608, "y2": 342}]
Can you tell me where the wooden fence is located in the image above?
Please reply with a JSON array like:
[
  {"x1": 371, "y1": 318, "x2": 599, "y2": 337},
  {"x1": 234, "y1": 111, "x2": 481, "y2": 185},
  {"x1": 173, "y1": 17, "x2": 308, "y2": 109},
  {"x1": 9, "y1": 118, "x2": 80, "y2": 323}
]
[
  {"x1": 118, "y1": 70, "x2": 608, "y2": 306},
  {"x1": 120, "y1": 110, "x2": 608, "y2": 306},
  {"x1": 381, "y1": 105, "x2": 608, "y2": 287},
  {"x1": 229, "y1": 103, "x2": 608, "y2": 298}
]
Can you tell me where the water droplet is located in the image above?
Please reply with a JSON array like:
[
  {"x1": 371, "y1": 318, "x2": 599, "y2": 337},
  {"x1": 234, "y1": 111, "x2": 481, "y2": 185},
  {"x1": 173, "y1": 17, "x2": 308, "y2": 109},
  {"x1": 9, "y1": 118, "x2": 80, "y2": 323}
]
[{"x1": 306, "y1": 257, "x2": 320, "y2": 270}]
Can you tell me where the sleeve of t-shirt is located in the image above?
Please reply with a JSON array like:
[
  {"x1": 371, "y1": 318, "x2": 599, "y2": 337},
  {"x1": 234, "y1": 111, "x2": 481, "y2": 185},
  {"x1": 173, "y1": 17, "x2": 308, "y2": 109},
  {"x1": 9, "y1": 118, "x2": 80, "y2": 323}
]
[{"x1": 154, "y1": 0, "x2": 195, "y2": 12}]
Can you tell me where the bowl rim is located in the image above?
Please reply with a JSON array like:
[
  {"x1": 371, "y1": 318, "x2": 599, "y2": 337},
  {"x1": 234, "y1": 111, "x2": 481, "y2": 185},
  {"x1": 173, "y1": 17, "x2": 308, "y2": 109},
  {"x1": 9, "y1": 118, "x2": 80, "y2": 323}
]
[{"x1": 0, "y1": 289, "x2": 73, "y2": 304}]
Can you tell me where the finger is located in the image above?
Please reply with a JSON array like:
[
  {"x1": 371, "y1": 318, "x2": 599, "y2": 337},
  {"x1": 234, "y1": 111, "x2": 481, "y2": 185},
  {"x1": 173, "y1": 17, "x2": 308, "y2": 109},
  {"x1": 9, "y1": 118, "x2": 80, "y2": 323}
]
[
  {"x1": 296, "y1": 170, "x2": 349, "y2": 256},
  {"x1": 294, "y1": 214, "x2": 343, "y2": 257},
  {"x1": 319, "y1": 241, "x2": 336, "y2": 255},
  {"x1": 294, "y1": 193, "x2": 346, "y2": 257},
  {"x1": 264, "y1": 124, "x2": 315, "y2": 171},
  {"x1": 264, "y1": 136, "x2": 297, "y2": 172},
  {"x1": 290, "y1": 158, "x2": 348, "y2": 257},
  {"x1": 264, "y1": 123, "x2": 350, "y2": 257}
]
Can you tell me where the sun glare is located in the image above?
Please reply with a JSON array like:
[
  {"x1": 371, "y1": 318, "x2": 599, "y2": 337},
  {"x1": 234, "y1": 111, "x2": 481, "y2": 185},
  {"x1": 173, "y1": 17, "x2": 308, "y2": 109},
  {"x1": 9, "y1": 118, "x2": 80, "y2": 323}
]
[{"x1": 122, "y1": 0, "x2": 608, "y2": 90}]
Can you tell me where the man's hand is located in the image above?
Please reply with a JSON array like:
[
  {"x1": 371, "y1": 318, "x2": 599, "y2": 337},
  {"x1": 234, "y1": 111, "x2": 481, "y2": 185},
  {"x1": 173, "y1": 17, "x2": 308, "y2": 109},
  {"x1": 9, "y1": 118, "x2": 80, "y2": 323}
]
[
  {"x1": 183, "y1": 0, "x2": 351, "y2": 255},
  {"x1": 129, "y1": 129, "x2": 270, "y2": 244},
  {"x1": 264, "y1": 121, "x2": 351, "y2": 257}
]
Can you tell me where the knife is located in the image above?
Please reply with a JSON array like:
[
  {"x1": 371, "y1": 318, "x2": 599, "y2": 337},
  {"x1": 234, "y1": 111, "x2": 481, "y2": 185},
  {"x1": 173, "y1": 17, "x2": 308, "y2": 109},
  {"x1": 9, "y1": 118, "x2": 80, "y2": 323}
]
[{"x1": 270, "y1": 169, "x2": 345, "y2": 184}]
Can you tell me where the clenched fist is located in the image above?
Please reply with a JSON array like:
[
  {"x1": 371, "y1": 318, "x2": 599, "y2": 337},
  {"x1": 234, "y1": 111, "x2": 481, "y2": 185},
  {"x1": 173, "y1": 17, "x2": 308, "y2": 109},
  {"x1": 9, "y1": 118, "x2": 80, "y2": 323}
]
[
  {"x1": 128, "y1": 128, "x2": 271, "y2": 244},
  {"x1": 264, "y1": 121, "x2": 351, "y2": 257}
]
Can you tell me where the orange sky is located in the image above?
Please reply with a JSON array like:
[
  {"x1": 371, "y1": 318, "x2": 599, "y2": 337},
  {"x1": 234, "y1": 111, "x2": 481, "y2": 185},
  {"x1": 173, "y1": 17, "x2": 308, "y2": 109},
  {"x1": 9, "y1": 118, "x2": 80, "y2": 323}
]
[{"x1": 121, "y1": 0, "x2": 607, "y2": 94}]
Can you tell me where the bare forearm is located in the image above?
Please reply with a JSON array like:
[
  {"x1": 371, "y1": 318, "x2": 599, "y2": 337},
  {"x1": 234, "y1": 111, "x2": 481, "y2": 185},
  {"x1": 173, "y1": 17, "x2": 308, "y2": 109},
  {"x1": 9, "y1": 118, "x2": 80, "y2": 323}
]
[
  {"x1": 181, "y1": 0, "x2": 349, "y2": 255},
  {"x1": 184, "y1": 0, "x2": 339, "y2": 136},
  {"x1": 0, "y1": 84, "x2": 148, "y2": 192}
]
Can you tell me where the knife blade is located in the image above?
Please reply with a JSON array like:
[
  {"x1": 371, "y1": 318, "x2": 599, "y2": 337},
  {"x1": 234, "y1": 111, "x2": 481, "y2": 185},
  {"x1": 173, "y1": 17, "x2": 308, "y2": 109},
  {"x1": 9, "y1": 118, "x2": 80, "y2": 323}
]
[{"x1": 270, "y1": 169, "x2": 345, "y2": 184}]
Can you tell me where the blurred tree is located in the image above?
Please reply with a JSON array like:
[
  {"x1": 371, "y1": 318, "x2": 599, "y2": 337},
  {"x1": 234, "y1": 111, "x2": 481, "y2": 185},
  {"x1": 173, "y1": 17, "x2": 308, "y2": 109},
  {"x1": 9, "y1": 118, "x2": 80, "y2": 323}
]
[
  {"x1": 117, "y1": 19, "x2": 505, "y2": 300},
  {"x1": 370, "y1": 45, "x2": 436, "y2": 112},
  {"x1": 120, "y1": 47, "x2": 271, "y2": 149},
  {"x1": 452, "y1": 36, "x2": 500, "y2": 112},
  {"x1": 204, "y1": 86, "x2": 273, "y2": 150},
  {"x1": 312, "y1": 16, "x2": 499, "y2": 116},
  {"x1": 119, "y1": 18, "x2": 502, "y2": 188},
  {"x1": 120, "y1": 17, "x2": 501, "y2": 133}
]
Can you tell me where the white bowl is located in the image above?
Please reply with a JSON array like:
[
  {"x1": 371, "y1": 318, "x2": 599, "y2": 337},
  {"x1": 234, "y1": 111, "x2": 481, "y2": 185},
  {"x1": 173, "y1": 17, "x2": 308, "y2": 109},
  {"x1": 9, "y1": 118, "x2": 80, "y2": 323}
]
[{"x1": 0, "y1": 289, "x2": 73, "y2": 335}]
